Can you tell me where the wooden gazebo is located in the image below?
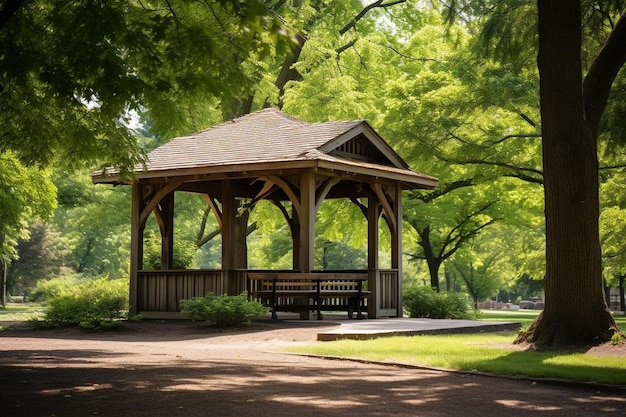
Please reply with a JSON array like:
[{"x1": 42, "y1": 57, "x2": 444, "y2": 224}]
[{"x1": 93, "y1": 109, "x2": 437, "y2": 319}]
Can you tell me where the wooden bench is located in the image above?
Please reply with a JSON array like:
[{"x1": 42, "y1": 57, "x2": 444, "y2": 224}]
[{"x1": 247, "y1": 272, "x2": 370, "y2": 320}]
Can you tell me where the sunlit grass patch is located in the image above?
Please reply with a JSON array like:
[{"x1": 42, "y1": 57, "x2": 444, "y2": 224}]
[
  {"x1": 0, "y1": 303, "x2": 46, "y2": 322},
  {"x1": 477, "y1": 309, "x2": 540, "y2": 329},
  {"x1": 286, "y1": 332, "x2": 626, "y2": 386}
]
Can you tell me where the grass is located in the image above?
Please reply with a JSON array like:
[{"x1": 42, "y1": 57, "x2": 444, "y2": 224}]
[
  {"x1": 478, "y1": 309, "x2": 626, "y2": 332},
  {"x1": 477, "y1": 309, "x2": 541, "y2": 329},
  {"x1": 286, "y1": 310, "x2": 626, "y2": 386},
  {"x1": 0, "y1": 303, "x2": 46, "y2": 325}
]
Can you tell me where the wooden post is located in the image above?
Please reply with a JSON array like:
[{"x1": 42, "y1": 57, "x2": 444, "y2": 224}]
[
  {"x1": 298, "y1": 170, "x2": 316, "y2": 319},
  {"x1": 291, "y1": 204, "x2": 300, "y2": 270},
  {"x1": 160, "y1": 192, "x2": 175, "y2": 270},
  {"x1": 129, "y1": 183, "x2": 144, "y2": 317},
  {"x1": 221, "y1": 180, "x2": 237, "y2": 295},
  {"x1": 392, "y1": 184, "x2": 403, "y2": 317},
  {"x1": 298, "y1": 170, "x2": 316, "y2": 273},
  {"x1": 367, "y1": 197, "x2": 380, "y2": 319}
]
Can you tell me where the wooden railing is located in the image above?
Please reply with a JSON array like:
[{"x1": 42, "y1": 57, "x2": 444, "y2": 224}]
[
  {"x1": 135, "y1": 268, "x2": 399, "y2": 318},
  {"x1": 377, "y1": 269, "x2": 399, "y2": 317},
  {"x1": 137, "y1": 270, "x2": 225, "y2": 314}
]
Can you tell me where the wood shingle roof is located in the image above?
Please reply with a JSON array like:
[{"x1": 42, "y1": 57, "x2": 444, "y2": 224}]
[{"x1": 93, "y1": 108, "x2": 437, "y2": 189}]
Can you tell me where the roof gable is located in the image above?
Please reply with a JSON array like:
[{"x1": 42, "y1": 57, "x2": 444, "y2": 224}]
[{"x1": 318, "y1": 122, "x2": 409, "y2": 169}]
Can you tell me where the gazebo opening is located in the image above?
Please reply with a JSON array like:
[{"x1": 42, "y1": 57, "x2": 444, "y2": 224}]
[{"x1": 93, "y1": 108, "x2": 438, "y2": 319}]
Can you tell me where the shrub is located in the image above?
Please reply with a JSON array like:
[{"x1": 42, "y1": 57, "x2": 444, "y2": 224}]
[
  {"x1": 180, "y1": 292, "x2": 270, "y2": 328},
  {"x1": 29, "y1": 274, "x2": 86, "y2": 302},
  {"x1": 403, "y1": 286, "x2": 474, "y2": 319},
  {"x1": 32, "y1": 276, "x2": 129, "y2": 330}
]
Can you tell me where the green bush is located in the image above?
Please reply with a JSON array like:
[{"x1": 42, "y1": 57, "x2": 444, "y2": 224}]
[
  {"x1": 29, "y1": 274, "x2": 86, "y2": 302},
  {"x1": 180, "y1": 292, "x2": 270, "y2": 327},
  {"x1": 403, "y1": 286, "x2": 474, "y2": 319},
  {"x1": 32, "y1": 276, "x2": 129, "y2": 330}
]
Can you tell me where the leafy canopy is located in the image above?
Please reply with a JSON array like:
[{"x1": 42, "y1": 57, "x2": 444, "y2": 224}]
[{"x1": 0, "y1": 0, "x2": 294, "y2": 172}]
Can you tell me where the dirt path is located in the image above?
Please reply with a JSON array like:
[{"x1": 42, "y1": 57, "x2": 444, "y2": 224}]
[{"x1": 1, "y1": 320, "x2": 624, "y2": 417}]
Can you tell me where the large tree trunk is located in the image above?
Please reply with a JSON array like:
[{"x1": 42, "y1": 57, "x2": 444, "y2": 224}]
[
  {"x1": 0, "y1": 232, "x2": 5, "y2": 308},
  {"x1": 619, "y1": 275, "x2": 626, "y2": 311},
  {"x1": 515, "y1": 1, "x2": 616, "y2": 347}
]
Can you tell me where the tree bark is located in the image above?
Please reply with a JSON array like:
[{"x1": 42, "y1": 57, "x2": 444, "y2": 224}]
[
  {"x1": 418, "y1": 226, "x2": 441, "y2": 292},
  {"x1": 619, "y1": 275, "x2": 626, "y2": 311},
  {"x1": 0, "y1": 232, "x2": 6, "y2": 308},
  {"x1": 515, "y1": 1, "x2": 617, "y2": 347}
]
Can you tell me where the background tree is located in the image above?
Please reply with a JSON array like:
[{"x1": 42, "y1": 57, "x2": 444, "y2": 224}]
[
  {"x1": 451, "y1": 255, "x2": 499, "y2": 309},
  {"x1": 0, "y1": 153, "x2": 56, "y2": 306},
  {"x1": 444, "y1": 0, "x2": 626, "y2": 347},
  {"x1": 404, "y1": 194, "x2": 498, "y2": 292},
  {"x1": 0, "y1": 0, "x2": 288, "y2": 170},
  {"x1": 514, "y1": 2, "x2": 625, "y2": 347},
  {"x1": 600, "y1": 167, "x2": 626, "y2": 312},
  {"x1": 53, "y1": 173, "x2": 131, "y2": 277},
  {"x1": 6, "y1": 221, "x2": 68, "y2": 296},
  {"x1": 373, "y1": 7, "x2": 543, "y2": 294}
]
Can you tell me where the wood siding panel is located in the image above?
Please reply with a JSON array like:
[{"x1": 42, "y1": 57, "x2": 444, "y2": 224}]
[{"x1": 138, "y1": 270, "x2": 224, "y2": 313}]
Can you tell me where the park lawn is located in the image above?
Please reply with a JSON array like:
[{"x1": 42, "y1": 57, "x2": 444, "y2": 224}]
[
  {"x1": 0, "y1": 303, "x2": 45, "y2": 324},
  {"x1": 477, "y1": 309, "x2": 540, "y2": 329},
  {"x1": 286, "y1": 311, "x2": 626, "y2": 386}
]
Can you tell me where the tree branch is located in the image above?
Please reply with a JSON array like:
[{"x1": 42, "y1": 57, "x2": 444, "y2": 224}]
[
  {"x1": 447, "y1": 129, "x2": 541, "y2": 149},
  {"x1": 442, "y1": 214, "x2": 498, "y2": 262},
  {"x1": 483, "y1": 133, "x2": 541, "y2": 148},
  {"x1": 197, "y1": 228, "x2": 221, "y2": 248},
  {"x1": 410, "y1": 179, "x2": 474, "y2": 203},
  {"x1": 583, "y1": 10, "x2": 626, "y2": 138},
  {"x1": 335, "y1": 39, "x2": 357, "y2": 55},
  {"x1": 600, "y1": 163, "x2": 626, "y2": 171},
  {"x1": 339, "y1": 0, "x2": 406, "y2": 35},
  {"x1": 437, "y1": 154, "x2": 544, "y2": 183}
]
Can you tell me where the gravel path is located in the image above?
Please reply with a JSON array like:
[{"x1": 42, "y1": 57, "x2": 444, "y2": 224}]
[{"x1": 1, "y1": 320, "x2": 624, "y2": 417}]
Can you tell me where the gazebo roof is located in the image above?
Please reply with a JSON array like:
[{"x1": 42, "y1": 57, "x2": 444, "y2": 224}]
[{"x1": 93, "y1": 108, "x2": 437, "y2": 189}]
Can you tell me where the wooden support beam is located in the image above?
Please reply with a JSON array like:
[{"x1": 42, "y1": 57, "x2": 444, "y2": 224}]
[
  {"x1": 221, "y1": 180, "x2": 236, "y2": 276},
  {"x1": 139, "y1": 181, "x2": 183, "y2": 227},
  {"x1": 265, "y1": 175, "x2": 302, "y2": 218},
  {"x1": 367, "y1": 196, "x2": 381, "y2": 319},
  {"x1": 298, "y1": 170, "x2": 316, "y2": 273},
  {"x1": 392, "y1": 184, "x2": 403, "y2": 317},
  {"x1": 160, "y1": 192, "x2": 175, "y2": 270},
  {"x1": 201, "y1": 194, "x2": 222, "y2": 230},
  {"x1": 372, "y1": 183, "x2": 397, "y2": 232},
  {"x1": 315, "y1": 177, "x2": 340, "y2": 212},
  {"x1": 129, "y1": 183, "x2": 144, "y2": 317}
]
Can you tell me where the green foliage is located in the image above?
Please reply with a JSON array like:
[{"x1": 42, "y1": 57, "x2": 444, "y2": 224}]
[
  {"x1": 179, "y1": 292, "x2": 269, "y2": 327},
  {"x1": 610, "y1": 332, "x2": 622, "y2": 346},
  {"x1": 247, "y1": 200, "x2": 293, "y2": 269},
  {"x1": 0, "y1": 153, "x2": 57, "y2": 260},
  {"x1": 1, "y1": 0, "x2": 293, "y2": 172},
  {"x1": 53, "y1": 172, "x2": 132, "y2": 277},
  {"x1": 32, "y1": 276, "x2": 128, "y2": 330},
  {"x1": 143, "y1": 230, "x2": 196, "y2": 270},
  {"x1": 29, "y1": 274, "x2": 85, "y2": 302},
  {"x1": 403, "y1": 286, "x2": 474, "y2": 319},
  {"x1": 6, "y1": 221, "x2": 68, "y2": 295}
]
